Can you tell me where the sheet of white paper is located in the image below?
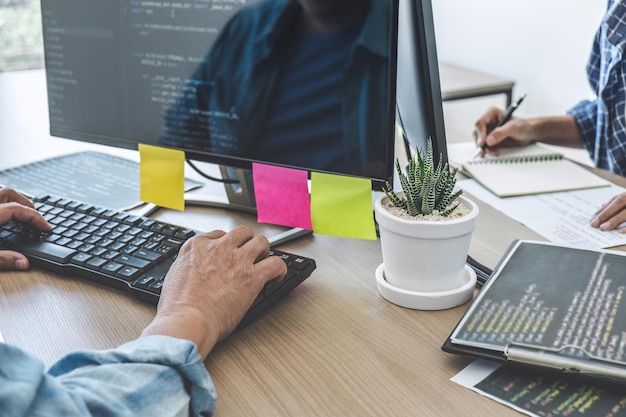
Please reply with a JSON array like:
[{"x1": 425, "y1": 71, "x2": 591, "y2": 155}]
[
  {"x1": 451, "y1": 360, "x2": 540, "y2": 417},
  {"x1": 459, "y1": 179, "x2": 626, "y2": 248}
]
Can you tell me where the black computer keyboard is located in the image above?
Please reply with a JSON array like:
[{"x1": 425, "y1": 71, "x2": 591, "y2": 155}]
[{"x1": 0, "y1": 194, "x2": 316, "y2": 328}]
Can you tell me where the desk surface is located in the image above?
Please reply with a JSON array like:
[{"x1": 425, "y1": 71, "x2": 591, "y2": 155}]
[
  {"x1": 439, "y1": 62, "x2": 515, "y2": 104},
  {"x1": 0, "y1": 69, "x2": 620, "y2": 417}
]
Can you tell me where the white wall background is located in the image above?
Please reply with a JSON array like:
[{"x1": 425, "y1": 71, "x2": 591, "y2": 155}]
[{"x1": 431, "y1": 0, "x2": 607, "y2": 142}]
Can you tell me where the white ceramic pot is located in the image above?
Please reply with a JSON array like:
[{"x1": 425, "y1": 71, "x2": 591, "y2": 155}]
[{"x1": 374, "y1": 194, "x2": 479, "y2": 309}]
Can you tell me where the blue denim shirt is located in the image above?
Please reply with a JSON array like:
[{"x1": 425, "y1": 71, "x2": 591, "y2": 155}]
[
  {"x1": 567, "y1": 0, "x2": 626, "y2": 176},
  {"x1": 0, "y1": 336, "x2": 216, "y2": 417},
  {"x1": 162, "y1": 0, "x2": 392, "y2": 179}
]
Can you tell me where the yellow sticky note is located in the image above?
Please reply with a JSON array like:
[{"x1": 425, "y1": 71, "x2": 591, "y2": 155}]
[
  {"x1": 310, "y1": 172, "x2": 376, "y2": 240},
  {"x1": 139, "y1": 144, "x2": 185, "y2": 211}
]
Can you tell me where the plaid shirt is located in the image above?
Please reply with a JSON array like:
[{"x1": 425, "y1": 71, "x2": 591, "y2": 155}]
[
  {"x1": 567, "y1": 0, "x2": 626, "y2": 176},
  {"x1": 0, "y1": 336, "x2": 216, "y2": 417}
]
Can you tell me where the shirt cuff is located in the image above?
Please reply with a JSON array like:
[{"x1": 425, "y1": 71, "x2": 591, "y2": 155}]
[
  {"x1": 48, "y1": 335, "x2": 217, "y2": 416},
  {"x1": 567, "y1": 99, "x2": 598, "y2": 152}
]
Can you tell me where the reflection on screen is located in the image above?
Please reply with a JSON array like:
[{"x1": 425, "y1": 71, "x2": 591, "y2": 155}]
[{"x1": 43, "y1": 0, "x2": 394, "y2": 180}]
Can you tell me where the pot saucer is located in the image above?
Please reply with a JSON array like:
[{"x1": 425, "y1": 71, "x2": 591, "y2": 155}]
[{"x1": 375, "y1": 263, "x2": 476, "y2": 310}]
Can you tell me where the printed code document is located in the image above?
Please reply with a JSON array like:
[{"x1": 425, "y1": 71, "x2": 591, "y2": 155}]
[
  {"x1": 452, "y1": 360, "x2": 626, "y2": 417},
  {"x1": 459, "y1": 179, "x2": 626, "y2": 248}
]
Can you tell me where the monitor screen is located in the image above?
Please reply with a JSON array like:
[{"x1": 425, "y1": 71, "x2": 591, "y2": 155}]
[
  {"x1": 40, "y1": 0, "x2": 446, "y2": 193},
  {"x1": 40, "y1": 0, "x2": 401, "y2": 185}
]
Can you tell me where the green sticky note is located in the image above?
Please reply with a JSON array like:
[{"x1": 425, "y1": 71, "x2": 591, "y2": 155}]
[
  {"x1": 139, "y1": 144, "x2": 185, "y2": 211},
  {"x1": 310, "y1": 172, "x2": 376, "y2": 240}
]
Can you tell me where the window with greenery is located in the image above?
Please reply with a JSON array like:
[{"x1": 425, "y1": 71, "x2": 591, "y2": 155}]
[{"x1": 0, "y1": 0, "x2": 43, "y2": 72}]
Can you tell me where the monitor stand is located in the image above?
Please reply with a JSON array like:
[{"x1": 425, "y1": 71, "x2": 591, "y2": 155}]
[
  {"x1": 184, "y1": 164, "x2": 312, "y2": 247},
  {"x1": 184, "y1": 165, "x2": 257, "y2": 213}
]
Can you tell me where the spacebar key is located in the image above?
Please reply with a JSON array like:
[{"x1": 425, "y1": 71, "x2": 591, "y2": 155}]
[{"x1": 13, "y1": 241, "x2": 76, "y2": 263}]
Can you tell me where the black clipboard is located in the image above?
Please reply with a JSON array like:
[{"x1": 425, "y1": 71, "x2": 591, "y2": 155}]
[{"x1": 442, "y1": 240, "x2": 626, "y2": 384}]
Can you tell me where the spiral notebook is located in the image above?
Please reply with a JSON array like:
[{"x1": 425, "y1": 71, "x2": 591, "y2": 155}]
[{"x1": 452, "y1": 143, "x2": 610, "y2": 197}]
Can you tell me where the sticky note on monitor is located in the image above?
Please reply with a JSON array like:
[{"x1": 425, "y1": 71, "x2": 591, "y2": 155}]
[
  {"x1": 252, "y1": 163, "x2": 312, "y2": 230},
  {"x1": 139, "y1": 144, "x2": 185, "y2": 211},
  {"x1": 310, "y1": 172, "x2": 376, "y2": 240}
]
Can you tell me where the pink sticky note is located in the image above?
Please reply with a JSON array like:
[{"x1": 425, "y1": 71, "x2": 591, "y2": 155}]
[{"x1": 252, "y1": 163, "x2": 313, "y2": 230}]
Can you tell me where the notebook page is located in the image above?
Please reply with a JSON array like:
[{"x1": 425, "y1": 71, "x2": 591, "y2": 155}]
[
  {"x1": 463, "y1": 158, "x2": 609, "y2": 197},
  {"x1": 448, "y1": 142, "x2": 561, "y2": 169}
]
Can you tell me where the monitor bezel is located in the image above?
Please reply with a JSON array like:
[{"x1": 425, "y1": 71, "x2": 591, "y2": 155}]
[{"x1": 395, "y1": 0, "x2": 447, "y2": 167}]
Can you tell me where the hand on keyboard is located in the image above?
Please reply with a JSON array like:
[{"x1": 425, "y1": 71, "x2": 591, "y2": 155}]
[
  {"x1": 0, "y1": 187, "x2": 51, "y2": 270},
  {"x1": 147, "y1": 226, "x2": 287, "y2": 355},
  {"x1": 0, "y1": 191, "x2": 317, "y2": 329},
  {"x1": 0, "y1": 187, "x2": 298, "y2": 359}
]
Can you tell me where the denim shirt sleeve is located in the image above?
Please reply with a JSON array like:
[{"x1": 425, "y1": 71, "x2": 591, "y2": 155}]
[{"x1": 0, "y1": 335, "x2": 216, "y2": 417}]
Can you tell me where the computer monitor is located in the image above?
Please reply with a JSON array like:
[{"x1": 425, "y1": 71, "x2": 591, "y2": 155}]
[
  {"x1": 40, "y1": 0, "x2": 446, "y2": 211},
  {"x1": 396, "y1": 0, "x2": 447, "y2": 165}
]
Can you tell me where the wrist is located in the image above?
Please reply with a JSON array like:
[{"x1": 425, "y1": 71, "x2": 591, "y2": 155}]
[
  {"x1": 530, "y1": 116, "x2": 582, "y2": 147},
  {"x1": 141, "y1": 307, "x2": 220, "y2": 360}
]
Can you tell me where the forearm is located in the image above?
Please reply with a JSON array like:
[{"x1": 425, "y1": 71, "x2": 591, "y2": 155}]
[{"x1": 529, "y1": 116, "x2": 585, "y2": 148}]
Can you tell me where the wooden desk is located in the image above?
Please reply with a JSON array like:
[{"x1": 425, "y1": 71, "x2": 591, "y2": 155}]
[
  {"x1": 0, "y1": 69, "x2": 608, "y2": 417},
  {"x1": 439, "y1": 62, "x2": 515, "y2": 107}
]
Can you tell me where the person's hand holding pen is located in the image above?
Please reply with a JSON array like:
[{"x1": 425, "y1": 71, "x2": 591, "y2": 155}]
[{"x1": 473, "y1": 94, "x2": 530, "y2": 158}]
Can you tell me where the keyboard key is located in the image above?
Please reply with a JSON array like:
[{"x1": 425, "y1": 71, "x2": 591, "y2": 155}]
[
  {"x1": 55, "y1": 237, "x2": 72, "y2": 246},
  {"x1": 102, "y1": 210, "x2": 118, "y2": 220},
  {"x1": 71, "y1": 252, "x2": 92, "y2": 265},
  {"x1": 113, "y1": 212, "x2": 130, "y2": 222},
  {"x1": 91, "y1": 247, "x2": 107, "y2": 257},
  {"x1": 86, "y1": 257, "x2": 107, "y2": 268},
  {"x1": 116, "y1": 224, "x2": 131, "y2": 233},
  {"x1": 78, "y1": 243, "x2": 95, "y2": 253},
  {"x1": 148, "y1": 279, "x2": 164, "y2": 294},
  {"x1": 117, "y1": 254, "x2": 150, "y2": 270},
  {"x1": 70, "y1": 213, "x2": 86, "y2": 222},
  {"x1": 62, "y1": 229, "x2": 79, "y2": 238},
  {"x1": 135, "y1": 249, "x2": 162, "y2": 262},
  {"x1": 123, "y1": 215, "x2": 143, "y2": 226},
  {"x1": 67, "y1": 201, "x2": 82, "y2": 210},
  {"x1": 91, "y1": 207, "x2": 108, "y2": 217},
  {"x1": 133, "y1": 275, "x2": 155, "y2": 289},
  {"x1": 289, "y1": 257, "x2": 313, "y2": 270},
  {"x1": 163, "y1": 225, "x2": 179, "y2": 237},
  {"x1": 57, "y1": 198, "x2": 72, "y2": 208},
  {"x1": 175, "y1": 228, "x2": 195, "y2": 239},
  {"x1": 117, "y1": 266, "x2": 141, "y2": 281},
  {"x1": 49, "y1": 217, "x2": 65, "y2": 225},
  {"x1": 138, "y1": 230, "x2": 154, "y2": 239},
  {"x1": 92, "y1": 218, "x2": 108, "y2": 227},
  {"x1": 102, "y1": 250, "x2": 120, "y2": 260},
  {"x1": 139, "y1": 219, "x2": 156, "y2": 229},
  {"x1": 102, "y1": 262, "x2": 123, "y2": 275},
  {"x1": 67, "y1": 240, "x2": 83, "y2": 249},
  {"x1": 5, "y1": 239, "x2": 76, "y2": 263},
  {"x1": 121, "y1": 245, "x2": 138, "y2": 255},
  {"x1": 77, "y1": 203, "x2": 94, "y2": 213}
]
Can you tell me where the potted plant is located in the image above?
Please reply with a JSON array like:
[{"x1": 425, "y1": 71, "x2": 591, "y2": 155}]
[{"x1": 374, "y1": 139, "x2": 479, "y2": 310}]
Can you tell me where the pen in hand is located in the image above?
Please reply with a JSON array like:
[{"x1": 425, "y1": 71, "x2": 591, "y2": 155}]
[{"x1": 472, "y1": 93, "x2": 527, "y2": 159}]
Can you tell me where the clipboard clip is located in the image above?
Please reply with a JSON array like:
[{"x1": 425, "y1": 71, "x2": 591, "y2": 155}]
[{"x1": 505, "y1": 342, "x2": 626, "y2": 382}]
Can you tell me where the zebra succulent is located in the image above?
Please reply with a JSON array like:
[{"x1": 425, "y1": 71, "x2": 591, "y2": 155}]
[{"x1": 382, "y1": 139, "x2": 462, "y2": 217}]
